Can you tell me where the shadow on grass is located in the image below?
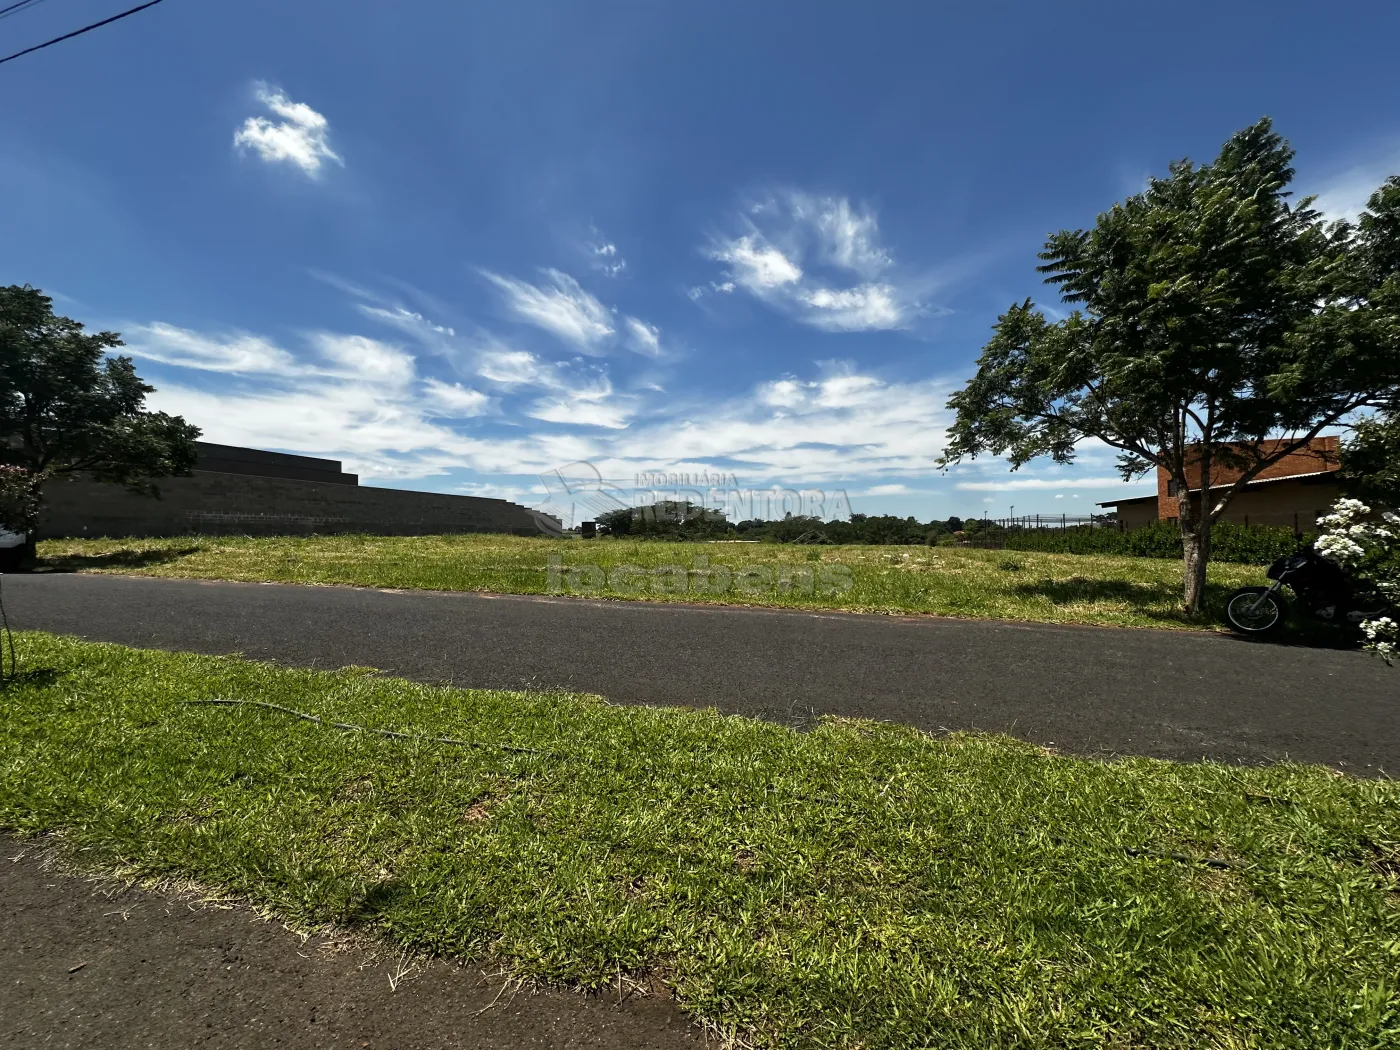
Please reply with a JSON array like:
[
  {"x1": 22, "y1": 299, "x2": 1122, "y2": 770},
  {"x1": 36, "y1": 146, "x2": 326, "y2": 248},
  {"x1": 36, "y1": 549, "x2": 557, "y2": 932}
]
[
  {"x1": 1014, "y1": 576, "x2": 1171, "y2": 606},
  {"x1": 36, "y1": 546, "x2": 203, "y2": 573},
  {"x1": 1012, "y1": 577, "x2": 1203, "y2": 625},
  {"x1": 0, "y1": 668, "x2": 64, "y2": 690},
  {"x1": 1014, "y1": 575, "x2": 1370, "y2": 650}
]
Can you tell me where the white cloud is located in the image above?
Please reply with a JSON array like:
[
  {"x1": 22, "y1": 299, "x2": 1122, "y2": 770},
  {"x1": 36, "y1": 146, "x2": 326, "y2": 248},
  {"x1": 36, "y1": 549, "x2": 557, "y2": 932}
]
[
  {"x1": 711, "y1": 234, "x2": 804, "y2": 290},
  {"x1": 797, "y1": 193, "x2": 890, "y2": 277},
  {"x1": 357, "y1": 305, "x2": 455, "y2": 339},
  {"x1": 125, "y1": 323, "x2": 303, "y2": 375},
  {"x1": 759, "y1": 373, "x2": 883, "y2": 411},
  {"x1": 622, "y1": 316, "x2": 662, "y2": 356},
  {"x1": 955, "y1": 476, "x2": 1150, "y2": 492},
  {"x1": 574, "y1": 368, "x2": 957, "y2": 485},
  {"x1": 483, "y1": 268, "x2": 616, "y2": 352},
  {"x1": 233, "y1": 84, "x2": 342, "y2": 177},
  {"x1": 133, "y1": 311, "x2": 979, "y2": 497},
  {"x1": 866, "y1": 483, "x2": 911, "y2": 496},
  {"x1": 424, "y1": 379, "x2": 490, "y2": 417},
  {"x1": 477, "y1": 348, "x2": 547, "y2": 386},
  {"x1": 528, "y1": 398, "x2": 632, "y2": 429},
  {"x1": 796, "y1": 285, "x2": 903, "y2": 332},
  {"x1": 705, "y1": 192, "x2": 918, "y2": 331},
  {"x1": 590, "y1": 240, "x2": 627, "y2": 278},
  {"x1": 687, "y1": 280, "x2": 736, "y2": 301},
  {"x1": 310, "y1": 333, "x2": 415, "y2": 386}
]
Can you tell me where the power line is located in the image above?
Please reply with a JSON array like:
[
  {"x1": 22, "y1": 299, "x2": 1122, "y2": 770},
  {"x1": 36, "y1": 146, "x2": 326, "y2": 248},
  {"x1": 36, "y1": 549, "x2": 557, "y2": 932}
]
[
  {"x1": 0, "y1": 0, "x2": 166, "y2": 67},
  {"x1": 0, "y1": 0, "x2": 52, "y2": 21}
]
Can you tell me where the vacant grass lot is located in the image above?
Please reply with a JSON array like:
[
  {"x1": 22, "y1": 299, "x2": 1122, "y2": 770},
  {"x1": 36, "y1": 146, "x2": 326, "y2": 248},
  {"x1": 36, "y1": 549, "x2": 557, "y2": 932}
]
[
  {"x1": 2, "y1": 633, "x2": 1397, "y2": 1048},
  {"x1": 37, "y1": 535, "x2": 1266, "y2": 630}
]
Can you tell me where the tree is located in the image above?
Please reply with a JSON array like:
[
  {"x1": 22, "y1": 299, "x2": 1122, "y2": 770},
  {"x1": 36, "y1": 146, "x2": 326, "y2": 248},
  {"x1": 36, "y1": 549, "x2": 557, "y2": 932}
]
[
  {"x1": 0, "y1": 286, "x2": 201, "y2": 559},
  {"x1": 1339, "y1": 413, "x2": 1400, "y2": 508},
  {"x1": 940, "y1": 120, "x2": 1400, "y2": 614}
]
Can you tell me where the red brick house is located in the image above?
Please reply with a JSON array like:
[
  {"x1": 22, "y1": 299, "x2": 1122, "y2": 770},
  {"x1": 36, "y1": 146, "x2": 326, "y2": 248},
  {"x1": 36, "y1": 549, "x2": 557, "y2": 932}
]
[{"x1": 1099, "y1": 437, "x2": 1342, "y2": 532}]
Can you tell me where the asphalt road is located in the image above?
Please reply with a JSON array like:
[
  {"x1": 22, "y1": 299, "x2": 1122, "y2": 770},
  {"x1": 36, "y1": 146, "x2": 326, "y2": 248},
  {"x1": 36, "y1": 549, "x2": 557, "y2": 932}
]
[{"x1": 6, "y1": 572, "x2": 1398, "y2": 772}]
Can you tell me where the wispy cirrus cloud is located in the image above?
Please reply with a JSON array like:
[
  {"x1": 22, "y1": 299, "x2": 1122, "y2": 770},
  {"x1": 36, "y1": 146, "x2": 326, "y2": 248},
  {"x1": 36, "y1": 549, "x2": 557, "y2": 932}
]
[
  {"x1": 955, "y1": 476, "x2": 1147, "y2": 491},
  {"x1": 699, "y1": 191, "x2": 920, "y2": 332},
  {"x1": 423, "y1": 378, "x2": 491, "y2": 418},
  {"x1": 125, "y1": 322, "x2": 304, "y2": 375},
  {"x1": 1312, "y1": 147, "x2": 1400, "y2": 223},
  {"x1": 233, "y1": 84, "x2": 342, "y2": 177},
  {"x1": 483, "y1": 268, "x2": 616, "y2": 352},
  {"x1": 136, "y1": 304, "x2": 961, "y2": 486},
  {"x1": 482, "y1": 267, "x2": 667, "y2": 358}
]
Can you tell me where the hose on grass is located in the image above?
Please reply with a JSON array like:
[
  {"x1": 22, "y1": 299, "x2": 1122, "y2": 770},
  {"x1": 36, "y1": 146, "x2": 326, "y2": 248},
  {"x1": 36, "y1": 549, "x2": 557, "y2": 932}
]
[{"x1": 184, "y1": 698, "x2": 559, "y2": 757}]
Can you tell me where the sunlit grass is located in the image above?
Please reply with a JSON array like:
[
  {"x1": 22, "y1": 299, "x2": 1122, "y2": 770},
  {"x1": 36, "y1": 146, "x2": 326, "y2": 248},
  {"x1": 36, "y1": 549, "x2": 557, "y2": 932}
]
[
  {"x1": 3, "y1": 632, "x2": 1397, "y2": 1048},
  {"x1": 37, "y1": 535, "x2": 1268, "y2": 629}
]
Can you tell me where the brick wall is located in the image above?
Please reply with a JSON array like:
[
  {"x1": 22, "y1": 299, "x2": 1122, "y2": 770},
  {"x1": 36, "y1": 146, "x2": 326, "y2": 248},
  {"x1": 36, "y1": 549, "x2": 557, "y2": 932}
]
[
  {"x1": 39, "y1": 471, "x2": 560, "y2": 539},
  {"x1": 1157, "y1": 438, "x2": 1340, "y2": 520}
]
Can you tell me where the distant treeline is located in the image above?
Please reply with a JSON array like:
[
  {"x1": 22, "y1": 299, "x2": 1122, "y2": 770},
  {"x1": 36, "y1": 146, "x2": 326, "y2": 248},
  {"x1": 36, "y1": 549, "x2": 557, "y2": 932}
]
[
  {"x1": 594, "y1": 507, "x2": 1312, "y2": 564},
  {"x1": 598, "y1": 509, "x2": 969, "y2": 544}
]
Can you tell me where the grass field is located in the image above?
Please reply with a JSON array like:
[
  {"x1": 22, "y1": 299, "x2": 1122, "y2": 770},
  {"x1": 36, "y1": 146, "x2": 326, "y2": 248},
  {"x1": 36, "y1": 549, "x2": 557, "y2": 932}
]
[
  {"x1": 36, "y1": 534, "x2": 1268, "y2": 630},
  {"x1": 2, "y1": 632, "x2": 1397, "y2": 1048}
]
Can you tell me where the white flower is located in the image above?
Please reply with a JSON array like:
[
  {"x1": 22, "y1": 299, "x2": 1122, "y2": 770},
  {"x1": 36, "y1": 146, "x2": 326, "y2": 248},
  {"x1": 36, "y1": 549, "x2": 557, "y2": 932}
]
[{"x1": 1315, "y1": 498, "x2": 1400, "y2": 663}]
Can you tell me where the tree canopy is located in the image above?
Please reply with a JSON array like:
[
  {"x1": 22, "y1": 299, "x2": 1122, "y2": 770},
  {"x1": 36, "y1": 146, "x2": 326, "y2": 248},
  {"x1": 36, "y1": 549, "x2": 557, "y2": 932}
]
[
  {"x1": 0, "y1": 285, "x2": 200, "y2": 542},
  {"x1": 941, "y1": 119, "x2": 1400, "y2": 613}
]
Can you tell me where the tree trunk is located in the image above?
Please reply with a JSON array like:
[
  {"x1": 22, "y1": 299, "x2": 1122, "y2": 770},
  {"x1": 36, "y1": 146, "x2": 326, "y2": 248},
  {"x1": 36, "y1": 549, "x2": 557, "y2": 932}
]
[
  {"x1": 1181, "y1": 528, "x2": 1210, "y2": 616},
  {"x1": 1177, "y1": 491, "x2": 1211, "y2": 617}
]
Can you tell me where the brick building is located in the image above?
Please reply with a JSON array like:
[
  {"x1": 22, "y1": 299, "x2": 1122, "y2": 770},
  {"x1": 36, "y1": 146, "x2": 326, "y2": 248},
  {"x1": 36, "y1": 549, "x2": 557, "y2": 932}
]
[{"x1": 1099, "y1": 437, "x2": 1342, "y2": 532}]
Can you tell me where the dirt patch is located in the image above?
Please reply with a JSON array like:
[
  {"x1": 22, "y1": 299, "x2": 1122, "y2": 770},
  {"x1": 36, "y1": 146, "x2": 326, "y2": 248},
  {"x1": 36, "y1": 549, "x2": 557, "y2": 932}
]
[{"x1": 0, "y1": 843, "x2": 703, "y2": 1049}]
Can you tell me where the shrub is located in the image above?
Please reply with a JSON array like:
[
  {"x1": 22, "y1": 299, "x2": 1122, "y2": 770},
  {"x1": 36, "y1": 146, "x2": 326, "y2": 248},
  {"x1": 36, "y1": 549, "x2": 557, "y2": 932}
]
[
  {"x1": 1314, "y1": 498, "x2": 1399, "y2": 660},
  {"x1": 1002, "y1": 520, "x2": 1313, "y2": 565}
]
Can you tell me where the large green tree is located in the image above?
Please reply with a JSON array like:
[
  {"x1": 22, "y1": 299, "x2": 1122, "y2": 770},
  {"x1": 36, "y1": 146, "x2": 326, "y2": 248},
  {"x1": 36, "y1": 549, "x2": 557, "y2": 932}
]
[
  {"x1": 941, "y1": 121, "x2": 1400, "y2": 615},
  {"x1": 0, "y1": 286, "x2": 200, "y2": 558},
  {"x1": 1339, "y1": 412, "x2": 1400, "y2": 508}
]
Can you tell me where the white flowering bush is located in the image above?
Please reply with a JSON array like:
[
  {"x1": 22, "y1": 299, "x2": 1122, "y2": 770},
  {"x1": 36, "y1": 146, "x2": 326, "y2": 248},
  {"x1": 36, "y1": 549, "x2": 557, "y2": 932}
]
[{"x1": 1314, "y1": 498, "x2": 1400, "y2": 661}]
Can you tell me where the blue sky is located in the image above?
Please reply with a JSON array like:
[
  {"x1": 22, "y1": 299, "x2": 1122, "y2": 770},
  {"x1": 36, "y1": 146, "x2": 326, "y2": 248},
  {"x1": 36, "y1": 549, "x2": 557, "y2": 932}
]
[{"x1": 5, "y1": 0, "x2": 1399, "y2": 524}]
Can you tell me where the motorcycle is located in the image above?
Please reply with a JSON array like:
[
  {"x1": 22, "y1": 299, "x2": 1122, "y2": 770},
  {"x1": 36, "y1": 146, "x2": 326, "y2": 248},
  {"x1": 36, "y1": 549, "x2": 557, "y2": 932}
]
[{"x1": 1224, "y1": 546, "x2": 1394, "y2": 637}]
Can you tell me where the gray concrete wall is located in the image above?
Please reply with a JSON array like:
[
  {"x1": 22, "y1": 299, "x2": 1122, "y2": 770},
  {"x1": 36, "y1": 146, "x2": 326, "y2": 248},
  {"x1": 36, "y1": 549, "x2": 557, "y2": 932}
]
[{"x1": 39, "y1": 472, "x2": 560, "y2": 539}]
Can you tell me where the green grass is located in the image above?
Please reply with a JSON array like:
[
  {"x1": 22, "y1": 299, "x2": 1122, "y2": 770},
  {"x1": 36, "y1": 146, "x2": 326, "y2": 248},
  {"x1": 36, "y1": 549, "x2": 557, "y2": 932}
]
[
  {"x1": 36, "y1": 534, "x2": 1269, "y2": 630},
  {"x1": 3, "y1": 632, "x2": 1398, "y2": 1048}
]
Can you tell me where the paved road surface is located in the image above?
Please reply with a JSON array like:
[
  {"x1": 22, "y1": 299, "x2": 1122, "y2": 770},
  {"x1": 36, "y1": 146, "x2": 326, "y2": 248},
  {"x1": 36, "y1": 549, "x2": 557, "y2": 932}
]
[
  {"x1": 6, "y1": 573, "x2": 1397, "y2": 772},
  {"x1": 0, "y1": 847, "x2": 698, "y2": 1050}
]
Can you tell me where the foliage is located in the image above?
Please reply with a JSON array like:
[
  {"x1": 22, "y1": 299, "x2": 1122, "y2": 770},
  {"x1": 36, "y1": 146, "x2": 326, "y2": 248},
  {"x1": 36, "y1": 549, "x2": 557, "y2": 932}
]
[
  {"x1": 940, "y1": 120, "x2": 1400, "y2": 614},
  {"x1": 0, "y1": 285, "x2": 200, "y2": 538},
  {"x1": 6, "y1": 632, "x2": 1399, "y2": 1049},
  {"x1": 1340, "y1": 411, "x2": 1400, "y2": 508},
  {"x1": 596, "y1": 503, "x2": 735, "y2": 540},
  {"x1": 599, "y1": 507, "x2": 967, "y2": 545},
  {"x1": 737, "y1": 513, "x2": 962, "y2": 545},
  {"x1": 1314, "y1": 498, "x2": 1400, "y2": 660},
  {"x1": 0, "y1": 464, "x2": 42, "y2": 536},
  {"x1": 999, "y1": 520, "x2": 1314, "y2": 565}
]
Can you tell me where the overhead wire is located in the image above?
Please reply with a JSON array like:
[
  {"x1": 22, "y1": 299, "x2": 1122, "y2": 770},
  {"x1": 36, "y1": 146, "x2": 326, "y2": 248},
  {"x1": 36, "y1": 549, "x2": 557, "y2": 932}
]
[
  {"x1": 0, "y1": 0, "x2": 166, "y2": 67},
  {"x1": 0, "y1": 0, "x2": 55, "y2": 23}
]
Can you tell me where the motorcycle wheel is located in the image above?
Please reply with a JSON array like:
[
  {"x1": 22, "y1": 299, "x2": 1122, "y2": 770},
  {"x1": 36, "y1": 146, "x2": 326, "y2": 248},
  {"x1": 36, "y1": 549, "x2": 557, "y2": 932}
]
[{"x1": 1225, "y1": 587, "x2": 1288, "y2": 636}]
